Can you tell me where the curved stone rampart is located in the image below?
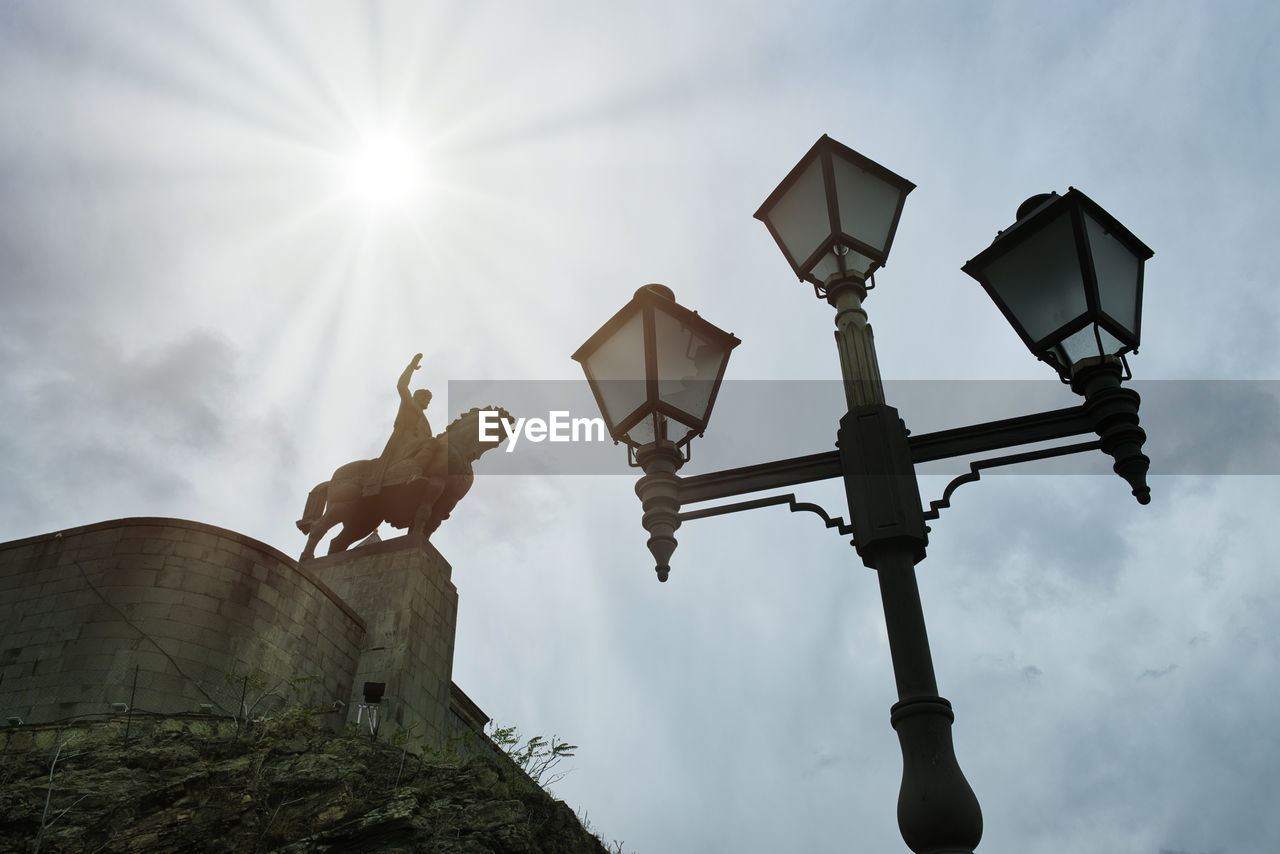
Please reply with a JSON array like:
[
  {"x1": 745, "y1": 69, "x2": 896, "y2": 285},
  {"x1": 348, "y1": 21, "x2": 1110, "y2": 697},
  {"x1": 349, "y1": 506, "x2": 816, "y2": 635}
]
[{"x1": 0, "y1": 518, "x2": 365, "y2": 726}]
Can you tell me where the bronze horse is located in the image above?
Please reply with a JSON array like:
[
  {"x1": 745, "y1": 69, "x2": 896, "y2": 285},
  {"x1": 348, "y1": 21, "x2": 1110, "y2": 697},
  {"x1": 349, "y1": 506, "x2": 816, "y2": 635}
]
[{"x1": 297, "y1": 406, "x2": 510, "y2": 560}]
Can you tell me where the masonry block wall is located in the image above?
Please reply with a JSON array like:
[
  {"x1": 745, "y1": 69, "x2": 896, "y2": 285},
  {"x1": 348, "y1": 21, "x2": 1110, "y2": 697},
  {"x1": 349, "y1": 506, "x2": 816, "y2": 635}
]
[
  {"x1": 0, "y1": 518, "x2": 365, "y2": 725},
  {"x1": 305, "y1": 533, "x2": 459, "y2": 744},
  {"x1": 0, "y1": 518, "x2": 490, "y2": 751}
]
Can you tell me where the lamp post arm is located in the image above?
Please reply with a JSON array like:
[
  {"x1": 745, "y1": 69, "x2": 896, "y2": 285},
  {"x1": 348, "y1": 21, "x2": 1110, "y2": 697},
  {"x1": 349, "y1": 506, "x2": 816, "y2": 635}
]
[
  {"x1": 908, "y1": 404, "x2": 1094, "y2": 463},
  {"x1": 923, "y1": 440, "x2": 1102, "y2": 520},
  {"x1": 673, "y1": 404, "x2": 1097, "y2": 507},
  {"x1": 909, "y1": 362, "x2": 1152, "y2": 505},
  {"x1": 677, "y1": 492, "x2": 857, "y2": 538},
  {"x1": 677, "y1": 449, "x2": 844, "y2": 504}
]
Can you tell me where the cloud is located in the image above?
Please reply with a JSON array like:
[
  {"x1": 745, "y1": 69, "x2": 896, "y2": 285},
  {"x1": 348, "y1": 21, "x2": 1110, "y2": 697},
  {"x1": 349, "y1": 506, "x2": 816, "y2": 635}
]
[
  {"x1": 1136, "y1": 663, "x2": 1178, "y2": 681},
  {"x1": 0, "y1": 327, "x2": 243, "y2": 537}
]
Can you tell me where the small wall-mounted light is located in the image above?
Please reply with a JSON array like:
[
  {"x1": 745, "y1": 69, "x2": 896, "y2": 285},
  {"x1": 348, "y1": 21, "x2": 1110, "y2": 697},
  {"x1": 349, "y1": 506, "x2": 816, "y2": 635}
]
[
  {"x1": 198, "y1": 704, "x2": 214, "y2": 715},
  {"x1": 111, "y1": 702, "x2": 129, "y2": 714},
  {"x1": 5, "y1": 717, "x2": 21, "y2": 727},
  {"x1": 357, "y1": 682, "x2": 386, "y2": 738}
]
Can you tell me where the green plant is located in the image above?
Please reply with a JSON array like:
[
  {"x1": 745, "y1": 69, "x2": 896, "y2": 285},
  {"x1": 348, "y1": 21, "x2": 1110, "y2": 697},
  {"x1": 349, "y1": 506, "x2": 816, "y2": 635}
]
[
  {"x1": 221, "y1": 669, "x2": 323, "y2": 736},
  {"x1": 486, "y1": 723, "x2": 577, "y2": 789}
]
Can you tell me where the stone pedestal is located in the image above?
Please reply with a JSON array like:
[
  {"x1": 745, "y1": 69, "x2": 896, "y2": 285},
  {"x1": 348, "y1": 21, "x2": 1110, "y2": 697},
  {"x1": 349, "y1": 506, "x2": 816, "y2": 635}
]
[{"x1": 305, "y1": 533, "x2": 458, "y2": 744}]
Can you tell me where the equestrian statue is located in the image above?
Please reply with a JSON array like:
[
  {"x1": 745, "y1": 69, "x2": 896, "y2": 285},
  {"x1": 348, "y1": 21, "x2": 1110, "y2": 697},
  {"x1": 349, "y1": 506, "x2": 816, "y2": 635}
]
[{"x1": 297, "y1": 353, "x2": 511, "y2": 559}]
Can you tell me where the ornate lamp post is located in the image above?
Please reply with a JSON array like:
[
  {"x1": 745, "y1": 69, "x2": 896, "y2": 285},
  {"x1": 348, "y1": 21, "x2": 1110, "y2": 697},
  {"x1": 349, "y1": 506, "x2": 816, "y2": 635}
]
[{"x1": 574, "y1": 135, "x2": 1154, "y2": 853}]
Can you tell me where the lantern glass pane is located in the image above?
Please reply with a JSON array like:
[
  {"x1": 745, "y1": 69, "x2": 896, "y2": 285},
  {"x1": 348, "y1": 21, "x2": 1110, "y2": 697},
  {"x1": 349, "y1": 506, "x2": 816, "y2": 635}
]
[
  {"x1": 623, "y1": 412, "x2": 696, "y2": 447},
  {"x1": 763, "y1": 158, "x2": 831, "y2": 272},
  {"x1": 652, "y1": 308, "x2": 728, "y2": 425},
  {"x1": 831, "y1": 156, "x2": 901, "y2": 254},
  {"x1": 625, "y1": 411, "x2": 659, "y2": 446},
  {"x1": 1050, "y1": 324, "x2": 1125, "y2": 369},
  {"x1": 809, "y1": 245, "x2": 877, "y2": 283},
  {"x1": 983, "y1": 211, "x2": 1087, "y2": 344},
  {"x1": 580, "y1": 310, "x2": 648, "y2": 430},
  {"x1": 1084, "y1": 212, "x2": 1141, "y2": 337}
]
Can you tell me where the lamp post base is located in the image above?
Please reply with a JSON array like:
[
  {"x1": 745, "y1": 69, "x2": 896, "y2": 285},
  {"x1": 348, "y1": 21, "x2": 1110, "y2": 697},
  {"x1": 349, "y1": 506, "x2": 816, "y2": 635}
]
[{"x1": 891, "y1": 696, "x2": 983, "y2": 854}]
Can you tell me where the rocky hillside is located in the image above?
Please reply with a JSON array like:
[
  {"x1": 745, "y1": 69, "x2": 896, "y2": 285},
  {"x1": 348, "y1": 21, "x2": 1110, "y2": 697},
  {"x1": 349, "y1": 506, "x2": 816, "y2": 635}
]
[{"x1": 0, "y1": 716, "x2": 614, "y2": 853}]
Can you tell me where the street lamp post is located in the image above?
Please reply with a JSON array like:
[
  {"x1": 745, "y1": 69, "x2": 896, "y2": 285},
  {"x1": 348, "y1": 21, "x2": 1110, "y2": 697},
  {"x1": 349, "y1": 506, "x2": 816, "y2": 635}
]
[{"x1": 573, "y1": 135, "x2": 1153, "y2": 853}]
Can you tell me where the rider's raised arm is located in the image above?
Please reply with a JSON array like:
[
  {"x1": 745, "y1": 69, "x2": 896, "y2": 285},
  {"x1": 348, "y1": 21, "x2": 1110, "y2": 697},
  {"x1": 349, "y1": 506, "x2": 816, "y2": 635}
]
[{"x1": 397, "y1": 353, "x2": 423, "y2": 405}]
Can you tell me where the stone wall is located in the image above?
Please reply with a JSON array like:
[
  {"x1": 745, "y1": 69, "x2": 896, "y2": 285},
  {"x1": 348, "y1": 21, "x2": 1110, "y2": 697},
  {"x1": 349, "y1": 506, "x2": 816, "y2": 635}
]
[{"x1": 0, "y1": 518, "x2": 365, "y2": 726}]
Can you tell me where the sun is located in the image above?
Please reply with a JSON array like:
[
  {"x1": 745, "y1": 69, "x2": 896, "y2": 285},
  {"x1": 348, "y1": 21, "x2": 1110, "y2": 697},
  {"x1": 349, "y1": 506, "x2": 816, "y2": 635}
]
[{"x1": 338, "y1": 132, "x2": 428, "y2": 215}]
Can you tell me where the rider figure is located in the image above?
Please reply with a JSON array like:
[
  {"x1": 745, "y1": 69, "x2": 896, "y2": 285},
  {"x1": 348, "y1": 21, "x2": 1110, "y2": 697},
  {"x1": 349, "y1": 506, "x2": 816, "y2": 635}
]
[{"x1": 363, "y1": 353, "x2": 437, "y2": 496}]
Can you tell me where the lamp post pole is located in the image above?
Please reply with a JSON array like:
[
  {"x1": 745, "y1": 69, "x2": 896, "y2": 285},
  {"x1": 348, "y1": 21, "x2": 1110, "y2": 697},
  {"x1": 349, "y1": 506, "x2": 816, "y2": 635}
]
[{"x1": 828, "y1": 276, "x2": 982, "y2": 852}]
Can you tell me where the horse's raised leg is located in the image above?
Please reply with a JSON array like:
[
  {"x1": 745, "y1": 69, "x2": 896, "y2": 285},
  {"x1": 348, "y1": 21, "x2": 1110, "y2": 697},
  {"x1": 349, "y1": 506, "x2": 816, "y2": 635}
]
[{"x1": 296, "y1": 482, "x2": 329, "y2": 534}]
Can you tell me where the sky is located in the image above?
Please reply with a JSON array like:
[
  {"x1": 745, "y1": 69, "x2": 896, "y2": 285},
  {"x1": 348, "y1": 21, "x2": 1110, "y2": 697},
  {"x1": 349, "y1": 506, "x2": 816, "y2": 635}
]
[{"x1": 1, "y1": 1, "x2": 1278, "y2": 852}]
